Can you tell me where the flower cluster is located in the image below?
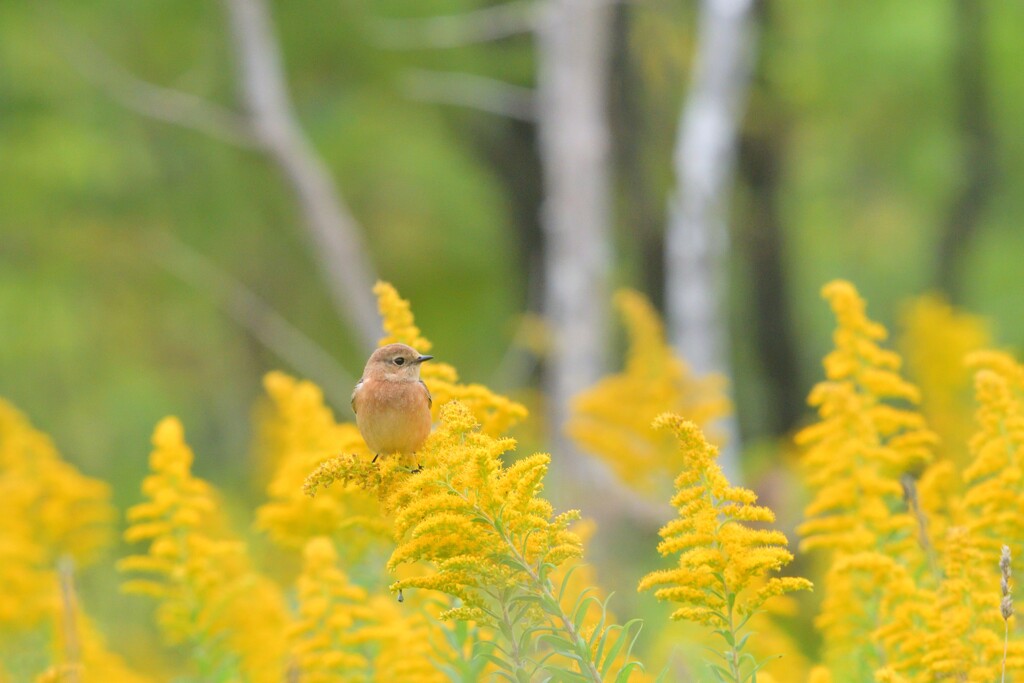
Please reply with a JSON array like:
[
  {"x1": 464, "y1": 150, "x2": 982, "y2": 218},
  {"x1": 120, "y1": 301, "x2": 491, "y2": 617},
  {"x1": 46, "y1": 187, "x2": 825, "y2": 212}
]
[
  {"x1": 308, "y1": 402, "x2": 582, "y2": 616},
  {"x1": 0, "y1": 399, "x2": 143, "y2": 682},
  {"x1": 797, "y1": 280, "x2": 936, "y2": 557},
  {"x1": 898, "y1": 294, "x2": 990, "y2": 466},
  {"x1": 20, "y1": 276, "x2": 1024, "y2": 683},
  {"x1": 288, "y1": 536, "x2": 446, "y2": 683},
  {"x1": 118, "y1": 417, "x2": 289, "y2": 683},
  {"x1": 255, "y1": 371, "x2": 389, "y2": 556},
  {"x1": 568, "y1": 289, "x2": 731, "y2": 496},
  {"x1": 639, "y1": 414, "x2": 811, "y2": 682}
]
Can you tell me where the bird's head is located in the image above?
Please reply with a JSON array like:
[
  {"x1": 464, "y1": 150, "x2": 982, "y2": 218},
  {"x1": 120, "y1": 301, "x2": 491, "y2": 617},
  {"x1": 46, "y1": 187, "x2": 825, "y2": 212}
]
[{"x1": 364, "y1": 343, "x2": 433, "y2": 381}]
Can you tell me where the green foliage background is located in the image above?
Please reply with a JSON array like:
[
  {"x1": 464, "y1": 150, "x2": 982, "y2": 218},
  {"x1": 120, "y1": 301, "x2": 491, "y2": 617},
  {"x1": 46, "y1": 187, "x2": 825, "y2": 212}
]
[{"x1": 2, "y1": 0, "x2": 1024, "y2": 503}]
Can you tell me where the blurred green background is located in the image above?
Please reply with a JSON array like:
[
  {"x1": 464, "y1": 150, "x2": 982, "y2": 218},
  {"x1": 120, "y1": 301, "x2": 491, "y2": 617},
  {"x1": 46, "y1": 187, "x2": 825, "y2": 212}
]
[{"x1": 2, "y1": 0, "x2": 1023, "y2": 506}]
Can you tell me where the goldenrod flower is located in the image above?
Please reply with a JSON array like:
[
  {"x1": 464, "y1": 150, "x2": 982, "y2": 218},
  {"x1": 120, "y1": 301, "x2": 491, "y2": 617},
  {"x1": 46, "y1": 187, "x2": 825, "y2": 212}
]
[
  {"x1": 381, "y1": 402, "x2": 581, "y2": 611},
  {"x1": 374, "y1": 281, "x2": 527, "y2": 435},
  {"x1": 961, "y1": 352, "x2": 1024, "y2": 559},
  {"x1": 304, "y1": 401, "x2": 582, "y2": 608},
  {"x1": 920, "y1": 527, "x2": 1024, "y2": 680},
  {"x1": 0, "y1": 398, "x2": 114, "y2": 630},
  {"x1": 41, "y1": 611, "x2": 155, "y2": 683},
  {"x1": 288, "y1": 536, "x2": 379, "y2": 681},
  {"x1": 255, "y1": 371, "x2": 389, "y2": 555},
  {"x1": 568, "y1": 290, "x2": 730, "y2": 496},
  {"x1": 119, "y1": 418, "x2": 289, "y2": 683},
  {"x1": 797, "y1": 281, "x2": 935, "y2": 557},
  {"x1": 305, "y1": 401, "x2": 640, "y2": 680},
  {"x1": 797, "y1": 282, "x2": 938, "y2": 679},
  {"x1": 808, "y1": 666, "x2": 834, "y2": 683},
  {"x1": 898, "y1": 294, "x2": 990, "y2": 467},
  {"x1": 639, "y1": 414, "x2": 810, "y2": 681}
]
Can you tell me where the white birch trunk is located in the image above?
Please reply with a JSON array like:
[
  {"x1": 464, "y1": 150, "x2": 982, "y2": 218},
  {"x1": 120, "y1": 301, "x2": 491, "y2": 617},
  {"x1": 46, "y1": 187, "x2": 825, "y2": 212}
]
[
  {"x1": 535, "y1": 0, "x2": 614, "y2": 490},
  {"x1": 666, "y1": 0, "x2": 758, "y2": 482}
]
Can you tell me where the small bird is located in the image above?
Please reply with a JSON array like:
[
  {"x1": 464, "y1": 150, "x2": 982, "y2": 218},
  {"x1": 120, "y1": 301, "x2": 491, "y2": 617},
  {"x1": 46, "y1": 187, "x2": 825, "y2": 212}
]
[{"x1": 351, "y1": 343, "x2": 433, "y2": 462}]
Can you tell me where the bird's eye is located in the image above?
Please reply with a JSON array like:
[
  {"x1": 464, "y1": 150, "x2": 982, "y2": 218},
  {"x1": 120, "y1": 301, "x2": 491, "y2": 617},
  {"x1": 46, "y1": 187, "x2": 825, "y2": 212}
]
[{"x1": 394, "y1": 357, "x2": 406, "y2": 366}]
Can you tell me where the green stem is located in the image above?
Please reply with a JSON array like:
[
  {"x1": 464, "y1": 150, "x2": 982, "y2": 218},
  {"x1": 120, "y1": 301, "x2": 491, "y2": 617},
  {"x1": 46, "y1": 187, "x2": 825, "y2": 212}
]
[
  {"x1": 446, "y1": 482, "x2": 604, "y2": 682},
  {"x1": 496, "y1": 525, "x2": 603, "y2": 682},
  {"x1": 496, "y1": 587, "x2": 532, "y2": 679}
]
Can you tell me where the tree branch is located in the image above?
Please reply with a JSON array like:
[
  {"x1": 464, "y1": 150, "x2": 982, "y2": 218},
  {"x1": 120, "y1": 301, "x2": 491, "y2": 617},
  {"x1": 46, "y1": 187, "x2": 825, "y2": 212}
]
[
  {"x1": 370, "y1": 1, "x2": 538, "y2": 49},
  {"x1": 49, "y1": 20, "x2": 258, "y2": 148},
  {"x1": 401, "y1": 69, "x2": 537, "y2": 121},
  {"x1": 221, "y1": 0, "x2": 381, "y2": 351},
  {"x1": 49, "y1": 1, "x2": 384, "y2": 350},
  {"x1": 149, "y1": 231, "x2": 357, "y2": 412}
]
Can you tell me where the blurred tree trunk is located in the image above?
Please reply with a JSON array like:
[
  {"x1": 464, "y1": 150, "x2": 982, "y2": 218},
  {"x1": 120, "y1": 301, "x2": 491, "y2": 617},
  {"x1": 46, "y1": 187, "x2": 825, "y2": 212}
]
[
  {"x1": 665, "y1": 0, "x2": 757, "y2": 482},
  {"x1": 536, "y1": 0, "x2": 614, "y2": 486},
  {"x1": 934, "y1": 0, "x2": 997, "y2": 303},
  {"x1": 737, "y1": 4, "x2": 803, "y2": 436},
  {"x1": 609, "y1": 7, "x2": 666, "y2": 311}
]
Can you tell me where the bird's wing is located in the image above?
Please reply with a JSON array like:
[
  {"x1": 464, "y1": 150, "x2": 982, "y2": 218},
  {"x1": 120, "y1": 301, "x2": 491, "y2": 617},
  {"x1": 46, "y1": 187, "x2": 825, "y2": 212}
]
[
  {"x1": 419, "y1": 380, "x2": 432, "y2": 409},
  {"x1": 351, "y1": 379, "x2": 363, "y2": 414}
]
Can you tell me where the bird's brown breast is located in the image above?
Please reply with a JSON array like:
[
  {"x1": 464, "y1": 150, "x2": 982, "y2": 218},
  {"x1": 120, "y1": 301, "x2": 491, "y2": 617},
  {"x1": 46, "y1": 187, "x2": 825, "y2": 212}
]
[{"x1": 353, "y1": 378, "x2": 432, "y2": 454}]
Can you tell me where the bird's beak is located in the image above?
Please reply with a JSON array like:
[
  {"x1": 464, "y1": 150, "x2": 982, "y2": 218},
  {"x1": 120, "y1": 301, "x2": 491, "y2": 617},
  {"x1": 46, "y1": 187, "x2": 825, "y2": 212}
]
[{"x1": 414, "y1": 354, "x2": 433, "y2": 364}]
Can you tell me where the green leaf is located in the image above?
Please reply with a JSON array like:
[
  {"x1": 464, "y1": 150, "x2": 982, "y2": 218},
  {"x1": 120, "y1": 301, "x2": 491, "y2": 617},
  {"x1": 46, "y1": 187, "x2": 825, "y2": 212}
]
[
  {"x1": 719, "y1": 628, "x2": 735, "y2": 647},
  {"x1": 594, "y1": 623, "x2": 622, "y2": 668},
  {"x1": 587, "y1": 595, "x2": 612, "y2": 648},
  {"x1": 572, "y1": 594, "x2": 600, "y2": 633},
  {"x1": 543, "y1": 668, "x2": 591, "y2": 683},
  {"x1": 538, "y1": 633, "x2": 581, "y2": 658},
  {"x1": 619, "y1": 620, "x2": 644, "y2": 667},
  {"x1": 614, "y1": 662, "x2": 644, "y2": 683},
  {"x1": 557, "y1": 564, "x2": 583, "y2": 603},
  {"x1": 477, "y1": 652, "x2": 515, "y2": 673},
  {"x1": 709, "y1": 664, "x2": 728, "y2": 682},
  {"x1": 436, "y1": 662, "x2": 462, "y2": 682},
  {"x1": 599, "y1": 620, "x2": 643, "y2": 677}
]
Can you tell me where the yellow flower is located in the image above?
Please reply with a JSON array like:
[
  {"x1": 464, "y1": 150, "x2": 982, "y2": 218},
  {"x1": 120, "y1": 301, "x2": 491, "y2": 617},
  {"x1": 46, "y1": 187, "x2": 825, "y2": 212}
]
[
  {"x1": 305, "y1": 402, "x2": 582, "y2": 610},
  {"x1": 288, "y1": 536, "x2": 379, "y2": 681},
  {"x1": 912, "y1": 352, "x2": 1024, "y2": 680},
  {"x1": 380, "y1": 402, "x2": 581, "y2": 611},
  {"x1": 568, "y1": 289, "x2": 730, "y2": 496},
  {"x1": 920, "y1": 527, "x2": 1024, "y2": 680},
  {"x1": 254, "y1": 372, "x2": 389, "y2": 555},
  {"x1": 119, "y1": 417, "x2": 289, "y2": 683},
  {"x1": 639, "y1": 414, "x2": 810, "y2": 681},
  {"x1": 41, "y1": 611, "x2": 155, "y2": 683},
  {"x1": 807, "y1": 666, "x2": 834, "y2": 683},
  {"x1": 961, "y1": 352, "x2": 1024, "y2": 559},
  {"x1": 305, "y1": 402, "x2": 643, "y2": 679},
  {"x1": 0, "y1": 398, "x2": 115, "y2": 631},
  {"x1": 374, "y1": 281, "x2": 528, "y2": 435},
  {"x1": 797, "y1": 281, "x2": 935, "y2": 557},
  {"x1": 898, "y1": 294, "x2": 990, "y2": 467},
  {"x1": 797, "y1": 282, "x2": 938, "y2": 679}
]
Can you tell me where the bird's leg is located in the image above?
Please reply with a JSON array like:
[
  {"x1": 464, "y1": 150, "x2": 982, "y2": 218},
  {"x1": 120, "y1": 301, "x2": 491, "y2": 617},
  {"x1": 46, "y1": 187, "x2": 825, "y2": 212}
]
[{"x1": 372, "y1": 453, "x2": 379, "y2": 463}]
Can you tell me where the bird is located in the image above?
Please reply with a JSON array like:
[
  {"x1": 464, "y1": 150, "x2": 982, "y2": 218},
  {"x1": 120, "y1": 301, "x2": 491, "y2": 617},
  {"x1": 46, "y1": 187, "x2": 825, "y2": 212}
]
[{"x1": 351, "y1": 343, "x2": 433, "y2": 463}]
